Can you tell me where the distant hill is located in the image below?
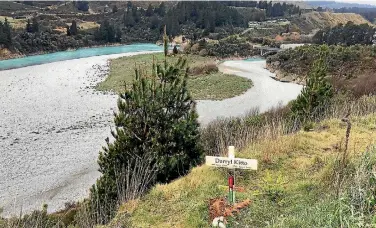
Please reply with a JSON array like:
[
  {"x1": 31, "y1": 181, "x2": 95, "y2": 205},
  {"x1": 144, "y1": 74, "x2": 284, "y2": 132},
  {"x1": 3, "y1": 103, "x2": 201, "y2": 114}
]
[
  {"x1": 291, "y1": 11, "x2": 373, "y2": 34},
  {"x1": 306, "y1": 1, "x2": 376, "y2": 9}
]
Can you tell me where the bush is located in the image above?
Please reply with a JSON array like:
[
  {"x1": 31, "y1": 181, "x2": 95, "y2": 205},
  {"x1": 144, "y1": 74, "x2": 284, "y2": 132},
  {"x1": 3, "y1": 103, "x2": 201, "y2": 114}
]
[
  {"x1": 291, "y1": 47, "x2": 334, "y2": 121},
  {"x1": 189, "y1": 63, "x2": 218, "y2": 75},
  {"x1": 198, "y1": 48, "x2": 208, "y2": 57}
]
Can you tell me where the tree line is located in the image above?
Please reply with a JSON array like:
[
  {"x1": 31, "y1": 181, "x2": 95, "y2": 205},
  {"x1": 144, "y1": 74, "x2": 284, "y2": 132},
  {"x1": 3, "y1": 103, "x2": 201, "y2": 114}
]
[
  {"x1": 0, "y1": 18, "x2": 12, "y2": 48},
  {"x1": 223, "y1": 1, "x2": 301, "y2": 17},
  {"x1": 313, "y1": 22, "x2": 376, "y2": 46},
  {"x1": 335, "y1": 7, "x2": 376, "y2": 23}
]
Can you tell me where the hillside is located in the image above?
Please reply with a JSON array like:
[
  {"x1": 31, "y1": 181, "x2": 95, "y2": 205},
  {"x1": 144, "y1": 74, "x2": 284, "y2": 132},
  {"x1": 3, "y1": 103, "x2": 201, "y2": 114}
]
[
  {"x1": 291, "y1": 11, "x2": 372, "y2": 34},
  {"x1": 107, "y1": 108, "x2": 376, "y2": 227},
  {"x1": 267, "y1": 45, "x2": 376, "y2": 97}
]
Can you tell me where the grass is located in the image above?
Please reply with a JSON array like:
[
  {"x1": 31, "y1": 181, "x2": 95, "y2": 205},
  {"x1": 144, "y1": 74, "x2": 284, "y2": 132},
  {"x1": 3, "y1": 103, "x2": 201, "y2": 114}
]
[
  {"x1": 96, "y1": 53, "x2": 253, "y2": 100},
  {"x1": 107, "y1": 113, "x2": 376, "y2": 228},
  {"x1": 77, "y1": 21, "x2": 100, "y2": 30},
  {"x1": 0, "y1": 16, "x2": 27, "y2": 29}
]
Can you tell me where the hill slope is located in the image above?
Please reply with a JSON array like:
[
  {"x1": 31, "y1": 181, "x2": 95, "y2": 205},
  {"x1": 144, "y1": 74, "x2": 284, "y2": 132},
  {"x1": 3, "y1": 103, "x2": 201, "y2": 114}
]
[
  {"x1": 107, "y1": 110, "x2": 376, "y2": 227},
  {"x1": 292, "y1": 11, "x2": 372, "y2": 33}
]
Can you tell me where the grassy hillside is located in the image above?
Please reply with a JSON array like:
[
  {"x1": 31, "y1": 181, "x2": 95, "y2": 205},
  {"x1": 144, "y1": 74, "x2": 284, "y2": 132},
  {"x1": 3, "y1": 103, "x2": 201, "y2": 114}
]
[
  {"x1": 291, "y1": 11, "x2": 372, "y2": 34},
  {"x1": 97, "y1": 53, "x2": 253, "y2": 100},
  {"x1": 107, "y1": 111, "x2": 376, "y2": 227}
]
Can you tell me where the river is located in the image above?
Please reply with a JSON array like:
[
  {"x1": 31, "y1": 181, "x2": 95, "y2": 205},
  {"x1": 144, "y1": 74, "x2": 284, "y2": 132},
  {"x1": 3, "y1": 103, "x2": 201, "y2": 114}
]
[{"x1": 0, "y1": 44, "x2": 302, "y2": 216}]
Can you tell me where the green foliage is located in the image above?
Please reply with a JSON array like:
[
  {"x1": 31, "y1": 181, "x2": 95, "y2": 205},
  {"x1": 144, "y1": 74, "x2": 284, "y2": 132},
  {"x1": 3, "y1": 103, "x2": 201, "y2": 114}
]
[
  {"x1": 89, "y1": 55, "x2": 203, "y2": 224},
  {"x1": 313, "y1": 22, "x2": 375, "y2": 46},
  {"x1": 145, "y1": 4, "x2": 154, "y2": 17},
  {"x1": 261, "y1": 171, "x2": 287, "y2": 205},
  {"x1": 69, "y1": 20, "x2": 78, "y2": 36},
  {"x1": 291, "y1": 47, "x2": 334, "y2": 121},
  {"x1": 31, "y1": 17, "x2": 39, "y2": 33},
  {"x1": 267, "y1": 44, "x2": 376, "y2": 97},
  {"x1": 172, "y1": 45, "x2": 178, "y2": 55},
  {"x1": 0, "y1": 18, "x2": 12, "y2": 47},
  {"x1": 26, "y1": 18, "x2": 32, "y2": 33},
  {"x1": 205, "y1": 35, "x2": 258, "y2": 58},
  {"x1": 75, "y1": 1, "x2": 89, "y2": 11},
  {"x1": 164, "y1": 1, "x2": 247, "y2": 37},
  {"x1": 94, "y1": 20, "x2": 116, "y2": 43}
]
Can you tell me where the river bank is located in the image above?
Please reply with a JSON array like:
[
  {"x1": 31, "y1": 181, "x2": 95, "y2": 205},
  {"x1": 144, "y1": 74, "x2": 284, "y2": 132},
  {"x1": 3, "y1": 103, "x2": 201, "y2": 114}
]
[
  {"x1": 0, "y1": 42, "x2": 156, "y2": 61},
  {"x1": 196, "y1": 60, "x2": 302, "y2": 125},
  {"x1": 0, "y1": 51, "x2": 160, "y2": 216},
  {"x1": 0, "y1": 51, "x2": 302, "y2": 217}
]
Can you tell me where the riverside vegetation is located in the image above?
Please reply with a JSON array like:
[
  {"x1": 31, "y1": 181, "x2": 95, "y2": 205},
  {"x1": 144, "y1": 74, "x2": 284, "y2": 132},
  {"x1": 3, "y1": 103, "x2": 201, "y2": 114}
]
[
  {"x1": 267, "y1": 44, "x2": 376, "y2": 97},
  {"x1": 2, "y1": 34, "x2": 376, "y2": 227},
  {"x1": 97, "y1": 53, "x2": 253, "y2": 100}
]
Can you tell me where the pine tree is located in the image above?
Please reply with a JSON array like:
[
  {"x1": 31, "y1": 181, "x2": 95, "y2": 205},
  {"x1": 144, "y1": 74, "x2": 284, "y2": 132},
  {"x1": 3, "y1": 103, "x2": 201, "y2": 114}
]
[
  {"x1": 156, "y1": 2, "x2": 166, "y2": 17},
  {"x1": 146, "y1": 4, "x2": 154, "y2": 17},
  {"x1": 26, "y1": 19, "x2": 32, "y2": 33},
  {"x1": 89, "y1": 38, "x2": 202, "y2": 224},
  {"x1": 0, "y1": 21, "x2": 5, "y2": 46},
  {"x1": 115, "y1": 27, "x2": 122, "y2": 42},
  {"x1": 66, "y1": 25, "x2": 71, "y2": 36},
  {"x1": 291, "y1": 46, "x2": 334, "y2": 121},
  {"x1": 32, "y1": 17, "x2": 39, "y2": 33},
  {"x1": 70, "y1": 20, "x2": 78, "y2": 35},
  {"x1": 124, "y1": 11, "x2": 135, "y2": 27},
  {"x1": 173, "y1": 45, "x2": 179, "y2": 55},
  {"x1": 112, "y1": 5, "x2": 118, "y2": 13},
  {"x1": 3, "y1": 18, "x2": 11, "y2": 47}
]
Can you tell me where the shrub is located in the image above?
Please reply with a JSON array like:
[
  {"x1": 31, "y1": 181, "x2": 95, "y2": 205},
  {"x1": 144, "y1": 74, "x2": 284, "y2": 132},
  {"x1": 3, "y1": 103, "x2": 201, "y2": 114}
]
[
  {"x1": 198, "y1": 48, "x2": 208, "y2": 57},
  {"x1": 291, "y1": 46, "x2": 334, "y2": 121},
  {"x1": 189, "y1": 63, "x2": 218, "y2": 75}
]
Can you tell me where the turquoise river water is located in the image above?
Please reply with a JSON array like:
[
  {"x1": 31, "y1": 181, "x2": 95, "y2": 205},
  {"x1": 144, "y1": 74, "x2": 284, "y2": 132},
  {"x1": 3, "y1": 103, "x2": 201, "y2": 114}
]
[{"x1": 0, "y1": 43, "x2": 162, "y2": 71}]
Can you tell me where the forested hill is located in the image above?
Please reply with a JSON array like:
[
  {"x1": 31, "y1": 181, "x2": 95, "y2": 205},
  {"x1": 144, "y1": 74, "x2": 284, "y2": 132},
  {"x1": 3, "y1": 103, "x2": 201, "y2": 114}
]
[{"x1": 0, "y1": 1, "x2": 304, "y2": 59}]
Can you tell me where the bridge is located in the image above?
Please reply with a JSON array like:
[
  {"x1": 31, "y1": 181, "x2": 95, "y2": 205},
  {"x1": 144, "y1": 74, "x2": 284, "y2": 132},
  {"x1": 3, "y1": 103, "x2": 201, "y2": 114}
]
[{"x1": 255, "y1": 46, "x2": 281, "y2": 57}]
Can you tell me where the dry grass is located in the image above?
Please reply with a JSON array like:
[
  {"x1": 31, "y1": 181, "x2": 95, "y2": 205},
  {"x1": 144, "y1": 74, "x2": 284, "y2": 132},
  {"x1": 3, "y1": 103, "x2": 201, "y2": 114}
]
[
  {"x1": 112, "y1": 108, "x2": 376, "y2": 227},
  {"x1": 201, "y1": 93, "x2": 376, "y2": 157},
  {"x1": 77, "y1": 21, "x2": 100, "y2": 30},
  {"x1": 0, "y1": 16, "x2": 27, "y2": 29}
]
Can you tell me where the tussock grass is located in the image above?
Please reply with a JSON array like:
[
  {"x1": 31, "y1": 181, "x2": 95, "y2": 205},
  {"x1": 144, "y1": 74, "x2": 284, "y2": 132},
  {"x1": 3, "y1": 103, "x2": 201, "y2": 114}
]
[
  {"x1": 96, "y1": 53, "x2": 253, "y2": 100},
  {"x1": 114, "y1": 112, "x2": 376, "y2": 227}
]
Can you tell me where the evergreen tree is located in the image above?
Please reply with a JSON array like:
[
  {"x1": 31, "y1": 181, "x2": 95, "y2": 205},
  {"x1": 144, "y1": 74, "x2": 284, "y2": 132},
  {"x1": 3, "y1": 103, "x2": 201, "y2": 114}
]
[
  {"x1": 126, "y1": 1, "x2": 133, "y2": 10},
  {"x1": 112, "y1": 5, "x2": 118, "y2": 13},
  {"x1": 150, "y1": 15, "x2": 160, "y2": 29},
  {"x1": 0, "y1": 21, "x2": 5, "y2": 47},
  {"x1": 89, "y1": 38, "x2": 202, "y2": 224},
  {"x1": 173, "y1": 45, "x2": 178, "y2": 55},
  {"x1": 3, "y1": 18, "x2": 11, "y2": 47},
  {"x1": 146, "y1": 4, "x2": 154, "y2": 17},
  {"x1": 156, "y1": 2, "x2": 166, "y2": 17},
  {"x1": 70, "y1": 20, "x2": 78, "y2": 35},
  {"x1": 32, "y1": 17, "x2": 39, "y2": 33},
  {"x1": 124, "y1": 11, "x2": 135, "y2": 27},
  {"x1": 26, "y1": 19, "x2": 32, "y2": 33},
  {"x1": 115, "y1": 27, "x2": 122, "y2": 42},
  {"x1": 291, "y1": 46, "x2": 334, "y2": 121},
  {"x1": 132, "y1": 7, "x2": 141, "y2": 23},
  {"x1": 66, "y1": 25, "x2": 71, "y2": 36},
  {"x1": 95, "y1": 20, "x2": 116, "y2": 43},
  {"x1": 75, "y1": 1, "x2": 89, "y2": 11}
]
